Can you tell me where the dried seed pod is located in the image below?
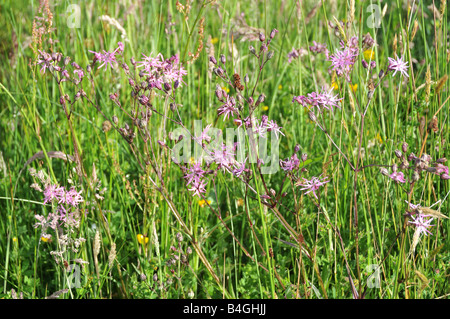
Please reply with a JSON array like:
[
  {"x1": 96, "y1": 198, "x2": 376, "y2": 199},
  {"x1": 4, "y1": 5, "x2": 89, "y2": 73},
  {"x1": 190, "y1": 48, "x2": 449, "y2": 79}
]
[{"x1": 102, "y1": 120, "x2": 112, "y2": 132}]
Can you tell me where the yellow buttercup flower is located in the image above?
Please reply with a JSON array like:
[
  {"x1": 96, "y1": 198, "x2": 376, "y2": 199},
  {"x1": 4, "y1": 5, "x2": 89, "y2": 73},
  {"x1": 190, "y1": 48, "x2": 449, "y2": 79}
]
[
  {"x1": 137, "y1": 234, "x2": 149, "y2": 245},
  {"x1": 363, "y1": 49, "x2": 375, "y2": 61},
  {"x1": 222, "y1": 86, "x2": 230, "y2": 93},
  {"x1": 211, "y1": 37, "x2": 219, "y2": 44},
  {"x1": 198, "y1": 199, "x2": 211, "y2": 207},
  {"x1": 278, "y1": 84, "x2": 283, "y2": 90},
  {"x1": 350, "y1": 84, "x2": 358, "y2": 92},
  {"x1": 331, "y1": 82, "x2": 339, "y2": 90},
  {"x1": 236, "y1": 198, "x2": 244, "y2": 207},
  {"x1": 262, "y1": 105, "x2": 269, "y2": 111},
  {"x1": 376, "y1": 133, "x2": 383, "y2": 144}
]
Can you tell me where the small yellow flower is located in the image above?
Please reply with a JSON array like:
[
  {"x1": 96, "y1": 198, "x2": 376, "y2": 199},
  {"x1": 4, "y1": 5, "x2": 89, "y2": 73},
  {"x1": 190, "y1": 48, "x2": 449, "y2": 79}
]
[
  {"x1": 137, "y1": 234, "x2": 149, "y2": 245},
  {"x1": 350, "y1": 84, "x2": 358, "y2": 92},
  {"x1": 198, "y1": 199, "x2": 211, "y2": 207},
  {"x1": 40, "y1": 236, "x2": 51, "y2": 243},
  {"x1": 262, "y1": 105, "x2": 269, "y2": 111},
  {"x1": 211, "y1": 37, "x2": 219, "y2": 45},
  {"x1": 189, "y1": 157, "x2": 196, "y2": 164},
  {"x1": 222, "y1": 86, "x2": 230, "y2": 93},
  {"x1": 331, "y1": 82, "x2": 339, "y2": 90},
  {"x1": 363, "y1": 49, "x2": 375, "y2": 61},
  {"x1": 12, "y1": 237, "x2": 17, "y2": 243},
  {"x1": 236, "y1": 198, "x2": 244, "y2": 207},
  {"x1": 278, "y1": 84, "x2": 283, "y2": 90},
  {"x1": 376, "y1": 133, "x2": 383, "y2": 144}
]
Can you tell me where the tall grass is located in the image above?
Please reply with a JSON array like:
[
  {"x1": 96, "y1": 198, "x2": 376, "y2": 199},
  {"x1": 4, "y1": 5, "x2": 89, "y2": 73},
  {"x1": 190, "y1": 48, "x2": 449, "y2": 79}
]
[{"x1": 0, "y1": 0, "x2": 449, "y2": 299}]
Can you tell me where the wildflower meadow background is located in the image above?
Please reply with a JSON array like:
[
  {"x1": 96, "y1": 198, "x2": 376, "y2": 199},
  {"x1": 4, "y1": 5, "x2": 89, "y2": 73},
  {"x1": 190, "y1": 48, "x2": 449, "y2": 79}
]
[{"x1": 0, "y1": 0, "x2": 449, "y2": 300}]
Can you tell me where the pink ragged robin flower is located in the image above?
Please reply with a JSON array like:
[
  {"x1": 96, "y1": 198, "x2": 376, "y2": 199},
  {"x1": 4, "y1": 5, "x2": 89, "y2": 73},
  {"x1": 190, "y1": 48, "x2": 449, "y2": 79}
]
[
  {"x1": 218, "y1": 96, "x2": 238, "y2": 121},
  {"x1": 297, "y1": 175, "x2": 329, "y2": 199},
  {"x1": 327, "y1": 47, "x2": 359, "y2": 81},
  {"x1": 280, "y1": 154, "x2": 300, "y2": 172},
  {"x1": 387, "y1": 56, "x2": 409, "y2": 78},
  {"x1": 409, "y1": 214, "x2": 434, "y2": 236},
  {"x1": 389, "y1": 171, "x2": 406, "y2": 183},
  {"x1": 188, "y1": 178, "x2": 208, "y2": 198}
]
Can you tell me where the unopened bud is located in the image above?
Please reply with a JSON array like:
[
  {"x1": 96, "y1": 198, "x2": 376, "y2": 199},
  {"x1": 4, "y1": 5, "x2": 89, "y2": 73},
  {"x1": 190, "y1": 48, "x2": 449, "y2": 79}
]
[
  {"x1": 244, "y1": 74, "x2": 249, "y2": 83},
  {"x1": 362, "y1": 60, "x2": 369, "y2": 69},
  {"x1": 402, "y1": 142, "x2": 408, "y2": 153},
  {"x1": 441, "y1": 174, "x2": 450, "y2": 180},
  {"x1": 259, "y1": 32, "x2": 265, "y2": 42},
  {"x1": 220, "y1": 54, "x2": 226, "y2": 64},
  {"x1": 164, "y1": 82, "x2": 171, "y2": 91},
  {"x1": 301, "y1": 153, "x2": 308, "y2": 162},
  {"x1": 112, "y1": 116, "x2": 119, "y2": 125},
  {"x1": 294, "y1": 144, "x2": 300, "y2": 153},
  {"x1": 270, "y1": 28, "x2": 278, "y2": 39},
  {"x1": 380, "y1": 168, "x2": 389, "y2": 176},
  {"x1": 255, "y1": 94, "x2": 265, "y2": 106},
  {"x1": 157, "y1": 140, "x2": 166, "y2": 148},
  {"x1": 266, "y1": 51, "x2": 274, "y2": 61},
  {"x1": 412, "y1": 171, "x2": 420, "y2": 182},
  {"x1": 394, "y1": 150, "x2": 403, "y2": 159},
  {"x1": 436, "y1": 157, "x2": 447, "y2": 163},
  {"x1": 308, "y1": 111, "x2": 317, "y2": 122},
  {"x1": 209, "y1": 56, "x2": 217, "y2": 65},
  {"x1": 249, "y1": 45, "x2": 256, "y2": 55}
]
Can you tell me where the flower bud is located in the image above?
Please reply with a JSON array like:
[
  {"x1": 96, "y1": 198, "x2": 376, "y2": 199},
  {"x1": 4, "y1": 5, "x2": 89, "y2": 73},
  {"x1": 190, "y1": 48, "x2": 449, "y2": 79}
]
[
  {"x1": 244, "y1": 74, "x2": 249, "y2": 83},
  {"x1": 370, "y1": 61, "x2": 376, "y2": 69},
  {"x1": 249, "y1": 45, "x2": 256, "y2": 55},
  {"x1": 266, "y1": 51, "x2": 274, "y2": 61},
  {"x1": 164, "y1": 82, "x2": 171, "y2": 91},
  {"x1": 402, "y1": 142, "x2": 408, "y2": 153},
  {"x1": 255, "y1": 94, "x2": 265, "y2": 106},
  {"x1": 220, "y1": 54, "x2": 226, "y2": 64},
  {"x1": 112, "y1": 116, "x2": 119, "y2": 125},
  {"x1": 308, "y1": 111, "x2": 317, "y2": 122},
  {"x1": 362, "y1": 60, "x2": 369, "y2": 69},
  {"x1": 394, "y1": 150, "x2": 403, "y2": 159},
  {"x1": 259, "y1": 32, "x2": 265, "y2": 42},
  {"x1": 412, "y1": 171, "x2": 420, "y2": 182},
  {"x1": 301, "y1": 153, "x2": 308, "y2": 162},
  {"x1": 436, "y1": 157, "x2": 447, "y2": 163},
  {"x1": 270, "y1": 28, "x2": 278, "y2": 39},
  {"x1": 214, "y1": 67, "x2": 224, "y2": 77},
  {"x1": 209, "y1": 56, "x2": 217, "y2": 65},
  {"x1": 380, "y1": 168, "x2": 389, "y2": 176},
  {"x1": 294, "y1": 144, "x2": 300, "y2": 153},
  {"x1": 441, "y1": 174, "x2": 450, "y2": 180}
]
